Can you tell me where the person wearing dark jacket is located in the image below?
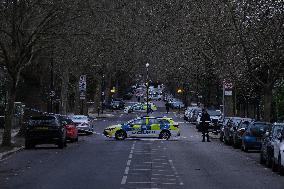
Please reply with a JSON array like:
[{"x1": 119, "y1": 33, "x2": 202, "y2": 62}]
[
  {"x1": 200, "y1": 108, "x2": 211, "y2": 142},
  {"x1": 165, "y1": 102, "x2": 170, "y2": 114}
]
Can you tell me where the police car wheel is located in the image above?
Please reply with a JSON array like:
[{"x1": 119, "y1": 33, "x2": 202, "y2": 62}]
[
  {"x1": 159, "y1": 131, "x2": 171, "y2": 140},
  {"x1": 115, "y1": 130, "x2": 126, "y2": 140}
]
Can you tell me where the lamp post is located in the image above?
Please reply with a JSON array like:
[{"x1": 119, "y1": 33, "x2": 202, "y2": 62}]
[{"x1": 146, "y1": 63, "x2": 149, "y2": 115}]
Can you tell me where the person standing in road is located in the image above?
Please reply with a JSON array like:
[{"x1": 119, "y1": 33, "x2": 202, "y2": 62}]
[
  {"x1": 200, "y1": 108, "x2": 211, "y2": 142},
  {"x1": 165, "y1": 101, "x2": 170, "y2": 114}
]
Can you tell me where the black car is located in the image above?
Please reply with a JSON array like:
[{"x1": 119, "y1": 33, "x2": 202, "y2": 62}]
[
  {"x1": 232, "y1": 118, "x2": 253, "y2": 148},
  {"x1": 223, "y1": 117, "x2": 243, "y2": 145},
  {"x1": 260, "y1": 123, "x2": 284, "y2": 167},
  {"x1": 25, "y1": 115, "x2": 67, "y2": 149}
]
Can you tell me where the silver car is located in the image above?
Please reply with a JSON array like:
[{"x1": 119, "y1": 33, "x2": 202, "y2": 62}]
[{"x1": 70, "y1": 115, "x2": 93, "y2": 134}]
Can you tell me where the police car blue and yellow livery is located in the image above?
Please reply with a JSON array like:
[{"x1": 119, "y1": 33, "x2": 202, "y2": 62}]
[{"x1": 103, "y1": 117, "x2": 180, "y2": 140}]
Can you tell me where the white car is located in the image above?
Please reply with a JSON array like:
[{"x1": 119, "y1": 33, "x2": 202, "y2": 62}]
[
  {"x1": 70, "y1": 115, "x2": 93, "y2": 134},
  {"x1": 272, "y1": 125, "x2": 284, "y2": 174}
]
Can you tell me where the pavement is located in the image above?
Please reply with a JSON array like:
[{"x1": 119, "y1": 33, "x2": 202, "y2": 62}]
[
  {"x1": 0, "y1": 101, "x2": 284, "y2": 189},
  {"x1": 0, "y1": 129, "x2": 24, "y2": 161}
]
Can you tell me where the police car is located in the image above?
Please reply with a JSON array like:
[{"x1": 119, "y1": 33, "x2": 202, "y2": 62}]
[
  {"x1": 124, "y1": 103, "x2": 157, "y2": 113},
  {"x1": 103, "y1": 116, "x2": 180, "y2": 140}
]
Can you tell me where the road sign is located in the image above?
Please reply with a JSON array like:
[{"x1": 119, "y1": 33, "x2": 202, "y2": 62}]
[
  {"x1": 225, "y1": 91, "x2": 233, "y2": 96},
  {"x1": 79, "y1": 75, "x2": 86, "y2": 91},
  {"x1": 50, "y1": 91, "x2": 55, "y2": 97},
  {"x1": 80, "y1": 91, "x2": 86, "y2": 100},
  {"x1": 223, "y1": 80, "x2": 233, "y2": 90}
]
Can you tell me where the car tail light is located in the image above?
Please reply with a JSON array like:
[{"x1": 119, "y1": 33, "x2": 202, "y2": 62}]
[{"x1": 65, "y1": 125, "x2": 75, "y2": 130}]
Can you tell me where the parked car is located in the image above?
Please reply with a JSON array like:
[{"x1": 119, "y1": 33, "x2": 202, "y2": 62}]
[
  {"x1": 207, "y1": 110, "x2": 222, "y2": 133},
  {"x1": 189, "y1": 108, "x2": 202, "y2": 123},
  {"x1": 61, "y1": 117, "x2": 78, "y2": 142},
  {"x1": 271, "y1": 127, "x2": 284, "y2": 174},
  {"x1": 70, "y1": 115, "x2": 93, "y2": 134},
  {"x1": 232, "y1": 118, "x2": 253, "y2": 148},
  {"x1": 184, "y1": 107, "x2": 201, "y2": 122},
  {"x1": 241, "y1": 121, "x2": 271, "y2": 152},
  {"x1": 124, "y1": 103, "x2": 157, "y2": 113},
  {"x1": 110, "y1": 100, "x2": 125, "y2": 110},
  {"x1": 196, "y1": 110, "x2": 222, "y2": 133},
  {"x1": 171, "y1": 101, "x2": 185, "y2": 109},
  {"x1": 25, "y1": 115, "x2": 67, "y2": 149},
  {"x1": 223, "y1": 117, "x2": 243, "y2": 145},
  {"x1": 260, "y1": 123, "x2": 284, "y2": 167},
  {"x1": 219, "y1": 117, "x2": 233, "y2": 142}
]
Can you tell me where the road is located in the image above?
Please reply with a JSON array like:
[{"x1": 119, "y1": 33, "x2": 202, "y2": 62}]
[{"x1": 1, "y1": 101, "x2": 284, "y2": 189}]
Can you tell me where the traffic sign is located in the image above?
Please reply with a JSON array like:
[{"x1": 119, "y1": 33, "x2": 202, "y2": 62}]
[
  {"x1": 223, "y1": 80, "x2": 233, "y2": 90},
  {"x1": 80, "y1": 91, "x2": 85, "y2": 100},
  {"x1": 225, "y1": 91, "x2": 233, "y2": 96},
  {"x1": 50, "y1": 91, "x2": 55, "y2": 97},
  {"x1": 79, "y1": 75, "x2": 86, "y2": 91}
]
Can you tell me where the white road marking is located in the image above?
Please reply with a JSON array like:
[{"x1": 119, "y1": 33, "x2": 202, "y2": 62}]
[
  {"x1": 128, "y1": 182, "x2": 155, "y2": 184},
  {"x1": 125, "y1": 166, "x2": 130, "y2": 174},
  {"x1": 168, "y1": 160, "x2": 184, "y2": 185},
  {"x1": 121, "y1": 141, "x2": 136, "y2": 185},
  {"x1": 121, "y1": 176, "x2": 127, "y2": 184},
  {"x1": 132, "y1": 169, "x2": 151, "y2": 171}
]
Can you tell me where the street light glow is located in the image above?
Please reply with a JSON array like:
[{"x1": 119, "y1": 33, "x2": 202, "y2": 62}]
[{"x1": 146, "y1": 63, "x2": 149, "y2": 68}]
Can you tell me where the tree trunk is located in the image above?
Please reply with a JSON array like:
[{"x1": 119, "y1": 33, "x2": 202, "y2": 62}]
[
  {"x1": 2, "y1": 84, "x2": 16, "y2": 146},
  {"x1": 263, "y1": 85, "x2": 273, "y2": 122}
]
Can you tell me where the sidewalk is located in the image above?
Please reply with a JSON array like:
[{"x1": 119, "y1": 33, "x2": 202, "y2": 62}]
[
  {"x1": 0, "y1": 128, "x2": 25, "y2": 160},
  {"x1": 88, "y1": 112, "x2": 115, "y2": 119}
]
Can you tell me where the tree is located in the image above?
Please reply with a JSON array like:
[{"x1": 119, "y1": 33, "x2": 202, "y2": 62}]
[{"x1": 0, "y1": 0, "x2": 82, "y2": 146}]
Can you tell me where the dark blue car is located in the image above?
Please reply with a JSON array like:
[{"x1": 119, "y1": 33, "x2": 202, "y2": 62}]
[{"x1": 241, "y1": 121, "x2": 271, "y2": 152}]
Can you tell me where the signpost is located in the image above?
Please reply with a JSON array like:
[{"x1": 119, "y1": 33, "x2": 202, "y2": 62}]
[
  {"x1": 79, "y1": 75, "x2": 86, "y2": 114},
  {"x1": 223, "y1": 80, "x2": 233, "y2": 117}
]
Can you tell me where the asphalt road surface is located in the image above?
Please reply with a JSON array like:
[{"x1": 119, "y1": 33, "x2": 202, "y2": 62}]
[{"x1": 1, "y1": 101, "x2": 284, "y2": 189}]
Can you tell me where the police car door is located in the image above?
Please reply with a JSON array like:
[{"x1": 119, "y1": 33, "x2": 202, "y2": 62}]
[
  {"x1": 128, "y1": 119, "x2": 144, "y2": 137},
  {"x1": 144, "y1": 118, "x2": 160, "y2": 137}
]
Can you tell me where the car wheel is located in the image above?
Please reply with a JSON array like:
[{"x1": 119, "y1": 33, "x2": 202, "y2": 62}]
[
  {"x1": 219, "y1": 135, "x2": 223, "y2": 142},
  {"x1": 266, "y1": 154, "x2": 272, "y2": 168},
  {"x1": 233, "y1": 138, "x2": 238, "y2": 148},
  {"x1": 159, "y1": 130, "x2": 171, "y2": 140},
  {"x1": 272, "y1": 157, "x2": 278, "y2": 172},
  {"x1": 224, "y1": 137, "x2": 229, "y2": 145},
  {"x1": 58, "y1": 138, "x2": 65, "y2": 149},
  {"x1": 278, "y1": 155, "x2": 284, "y2": 175},
  {"x1": 260, "y1": 152, "x2": 265, "y2": 164},
  {"x1": 241, "y1": 142, "x2": 248, "y2": 152},
  {"x1": 115, "y1": 130, "x2": 126, "y2": 140}
]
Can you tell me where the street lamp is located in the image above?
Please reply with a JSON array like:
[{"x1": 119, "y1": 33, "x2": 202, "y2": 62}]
[{"x1": 146, "y1": 63, "x2": 150, "y2": 115}]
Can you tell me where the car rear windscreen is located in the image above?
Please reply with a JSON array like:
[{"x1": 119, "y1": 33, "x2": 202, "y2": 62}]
[
  {"x1": 250, "y1": 123, "x2": 271, "y2": 136},
  {"x1": 29, "y1": 116, "x2": 58, "y2": 127},
  {"x1": 208, "y1": 111, "x2": 221, "y2": 116}
]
